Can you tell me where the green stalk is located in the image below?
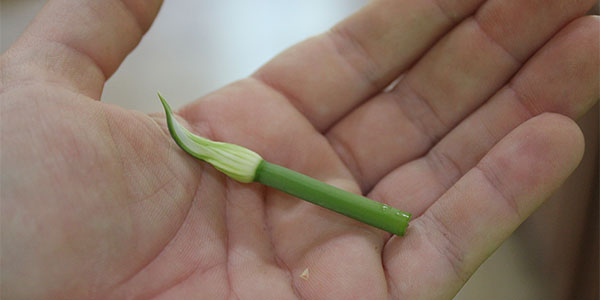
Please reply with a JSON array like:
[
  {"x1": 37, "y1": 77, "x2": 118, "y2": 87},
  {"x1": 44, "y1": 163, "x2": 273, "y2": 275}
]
[
  {"x1": 255, "y1": 161, "x2": 411, "y2": 235},
  {"x1": 158, "y1": 93, "x2": 411, "y2": 235}
]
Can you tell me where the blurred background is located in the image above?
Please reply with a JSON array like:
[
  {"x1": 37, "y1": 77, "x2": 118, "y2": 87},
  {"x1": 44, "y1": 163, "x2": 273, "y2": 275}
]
[{"x1": 2, "y1": 1, "x2": 597, "y2": 299}]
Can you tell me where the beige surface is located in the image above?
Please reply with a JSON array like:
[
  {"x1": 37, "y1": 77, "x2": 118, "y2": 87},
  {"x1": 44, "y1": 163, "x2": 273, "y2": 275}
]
[{"x1": 2, "y1": 1, "x2": 596, "y2": 299}]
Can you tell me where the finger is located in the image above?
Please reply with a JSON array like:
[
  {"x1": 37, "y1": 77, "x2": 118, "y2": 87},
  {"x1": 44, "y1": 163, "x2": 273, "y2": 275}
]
[
  {"x1": 253, "y1": 0, "x2": 484, "y2": 130},
  {"x1": 179, "y1": 80, "x2": 388, "y2": 299},
  {"x1": 383, "y1": 113, "x2": 585, "y2": 298},
  {"x1": 2, "y1": 0, "x2": 162, "y2": 98},
  {"x1": 326, "y1": 0, "x2": 595, "y2": 191},
  {"x1": 371, "y1": 15, "x2": 599, "y2": 217}
]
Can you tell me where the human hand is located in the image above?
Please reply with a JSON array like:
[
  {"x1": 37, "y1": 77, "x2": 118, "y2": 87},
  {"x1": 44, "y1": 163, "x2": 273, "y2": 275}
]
[{"x1": 2, "y1": 0, "x2": 598, "y2": 299}]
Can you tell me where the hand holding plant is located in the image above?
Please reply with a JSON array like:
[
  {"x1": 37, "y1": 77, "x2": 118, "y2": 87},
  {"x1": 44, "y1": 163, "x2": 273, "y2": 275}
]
[{"x1": 2, "y1": 0, "x2": 598, "y2": 299}]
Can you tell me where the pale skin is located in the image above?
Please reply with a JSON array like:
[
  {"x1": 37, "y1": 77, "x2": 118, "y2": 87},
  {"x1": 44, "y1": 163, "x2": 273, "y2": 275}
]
[{"x1": 1, "y1": 0, "x2": 598, "y2": 299}]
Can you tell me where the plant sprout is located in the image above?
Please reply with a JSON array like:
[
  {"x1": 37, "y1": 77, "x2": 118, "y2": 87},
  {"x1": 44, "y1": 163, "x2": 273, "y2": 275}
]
[{"x1": 158, "y1": 93, "x2": 412, "y2": 236}]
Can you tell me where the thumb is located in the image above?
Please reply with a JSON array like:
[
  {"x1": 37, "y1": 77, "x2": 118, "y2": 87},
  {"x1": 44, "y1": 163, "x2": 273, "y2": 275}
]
[{"x1": 2, "y1": 0, "x2": 162, "y2": 99}]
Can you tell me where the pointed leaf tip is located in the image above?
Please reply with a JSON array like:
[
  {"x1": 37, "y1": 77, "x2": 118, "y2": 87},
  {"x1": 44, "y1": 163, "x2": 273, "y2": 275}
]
[{"x1": 157, "y1": 92, "x2": 172, "y2": 114}]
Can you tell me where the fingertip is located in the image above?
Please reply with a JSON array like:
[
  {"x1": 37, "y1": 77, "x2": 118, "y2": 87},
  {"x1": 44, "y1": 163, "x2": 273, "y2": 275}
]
[
  {"x1": 475, "y1": 112, "x2": 584, "y2": 212},
  {"x1": 511, "y1": 14, "x2": 599, "y2": 119},
  {"x1": 528, "y1": 112, "x2": 585, "y2": 171},
  {"x1": 485, "y1": 112, "x2": 585, "y2": 199},
  {"x1": 566, "y1": 14, "x2": 600, "y2": 34}
]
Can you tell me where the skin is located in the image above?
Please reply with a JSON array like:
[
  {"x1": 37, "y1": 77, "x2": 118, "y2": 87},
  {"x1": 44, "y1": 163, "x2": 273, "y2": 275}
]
[{"x1": 1, "y1": 0, "x2": 598, "y2": 299}]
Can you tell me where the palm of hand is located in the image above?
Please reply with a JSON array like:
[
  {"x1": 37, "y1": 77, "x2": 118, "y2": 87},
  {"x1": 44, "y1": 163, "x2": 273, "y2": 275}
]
[
  {"x1": 4, "y1": 78, "x2": 395, "y2": 299},
  {"x1": 2, "y1": 1, "x2": 598, "y2": 299}
]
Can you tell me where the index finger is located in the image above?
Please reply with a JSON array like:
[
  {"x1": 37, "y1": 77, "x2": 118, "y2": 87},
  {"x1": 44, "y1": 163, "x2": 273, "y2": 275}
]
[{"x1": 253, "y1": 0, "x2": 484, "y2": 130}]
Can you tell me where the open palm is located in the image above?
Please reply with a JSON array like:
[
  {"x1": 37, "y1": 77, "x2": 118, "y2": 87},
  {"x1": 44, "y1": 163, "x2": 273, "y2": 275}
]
[{"x1": 2, "y1": 0, "x2": 598, "y2": 299}]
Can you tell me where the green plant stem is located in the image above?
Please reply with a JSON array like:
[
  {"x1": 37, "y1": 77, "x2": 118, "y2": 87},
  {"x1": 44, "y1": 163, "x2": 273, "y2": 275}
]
[{"x1": 255, "y1": 161, "x2": 411, "y2": 236}]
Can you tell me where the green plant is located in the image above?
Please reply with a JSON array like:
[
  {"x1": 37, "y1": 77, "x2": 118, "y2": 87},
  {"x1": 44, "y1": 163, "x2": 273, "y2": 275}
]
[{"x1": 159, "y1": 93, "x2": 411, "y2": 235}]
